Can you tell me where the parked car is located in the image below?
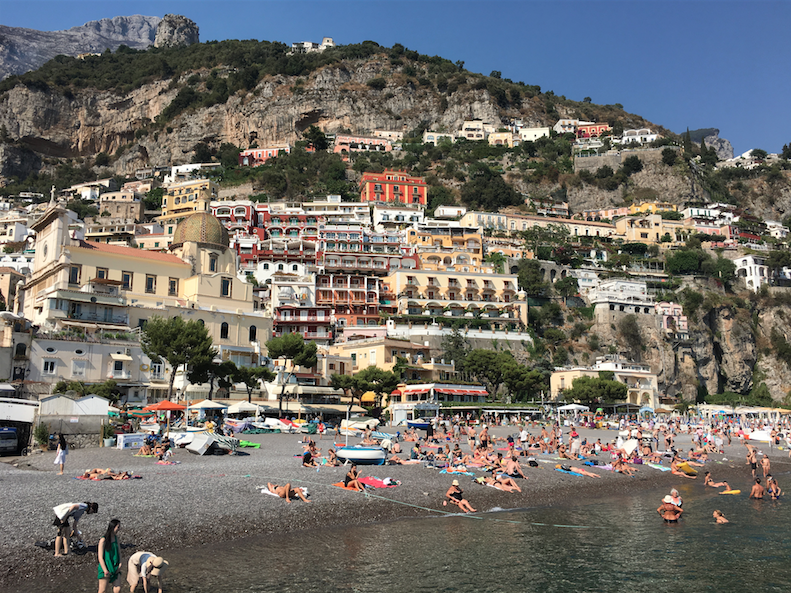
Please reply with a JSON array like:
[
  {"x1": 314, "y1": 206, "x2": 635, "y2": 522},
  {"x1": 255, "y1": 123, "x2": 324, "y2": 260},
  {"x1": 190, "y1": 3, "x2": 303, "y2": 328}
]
[{"x1": 341, "y1": 416, "x2": 380, "y2": 431}]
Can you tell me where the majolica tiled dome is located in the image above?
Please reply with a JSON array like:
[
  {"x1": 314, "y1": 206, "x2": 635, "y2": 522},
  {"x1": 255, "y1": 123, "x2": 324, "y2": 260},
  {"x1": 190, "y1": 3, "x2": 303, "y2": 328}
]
[{"x1": 171, "y1": 212, "x2": 229, "y2": 250}]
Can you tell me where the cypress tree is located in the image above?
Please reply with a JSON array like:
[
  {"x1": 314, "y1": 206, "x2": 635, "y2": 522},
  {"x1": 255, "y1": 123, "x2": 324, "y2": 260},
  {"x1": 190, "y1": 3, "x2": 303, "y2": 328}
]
[{"x1": 683, "y1": 127, "x2": 692, "y2": 155}]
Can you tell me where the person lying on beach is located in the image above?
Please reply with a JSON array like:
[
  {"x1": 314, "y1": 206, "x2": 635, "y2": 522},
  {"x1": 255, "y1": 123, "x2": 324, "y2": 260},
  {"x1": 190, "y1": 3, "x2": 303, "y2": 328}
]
[
  {"x1": 704, "y1": 471, "x2": 730, "y2": 490},
  {"x1": 482, "y1": 475, "x2": 520, "y2": 493},
  {"x1": 750, "y1": 478, "x2": 765, "y2": 499},
  {"x1": 82, "y1": 468, "x2": 132, "y2": 480},
  {"x1": 444, "y1": 480, "x2": 476, "y2": 513},
  {"x1": 670, "y1": 459, "x2": 697, "y2": 479},
  {"x1": 766, "y1": 475, "x2": 782, "y2": 500},
  {"x1": 613, "y1": 458, "x2": 638, "y2": 476},
  {"x1": 657, "y1": 495, "x2": 683, "y2": 523},
  {"x1": 344, "y1": 464, "x2": 365, "y2": 492},
  {"x1": 558, "y1": 465, "x2": 602, "y2": 478},
  {"x1": 267, "y1": 483, "x2": 310, "y2": 503},
  {"x1": 712, "y1": 510, "x2": 729, "y2": 524}
]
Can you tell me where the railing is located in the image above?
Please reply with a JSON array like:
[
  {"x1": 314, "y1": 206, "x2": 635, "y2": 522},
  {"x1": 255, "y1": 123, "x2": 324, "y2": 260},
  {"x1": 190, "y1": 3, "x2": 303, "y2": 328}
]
[
  {"x1": 108, "y1": 370, "x2": 131, "y2": 379},
  {"x1": 68, "y1": 313, "x2": 130, "y2": 324},
  {"x1": 274, "y1": 315, "x2": 331, "y2": 322},
  {"x1": 34, "y1": 330, "x2": 140, "y2": 344}
]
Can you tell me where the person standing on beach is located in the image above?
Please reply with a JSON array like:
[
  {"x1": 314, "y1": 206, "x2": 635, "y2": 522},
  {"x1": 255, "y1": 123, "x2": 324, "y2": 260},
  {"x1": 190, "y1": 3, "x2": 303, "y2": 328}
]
[
  {"x1": 54, "y1": 433, "x2": 68, "y2": 475},
  {"x1": 52, "y1": 502, "x2": 98, "y2": 557},
  {"x1": 746, "y1": 447, "x2": 757, "y2": 478},
  {"x1": 760, "y1": 455, "x2": 770, "y2": 478},
  {"x1": 97, "y1": 519, "x2": 121, "y2": 593}
]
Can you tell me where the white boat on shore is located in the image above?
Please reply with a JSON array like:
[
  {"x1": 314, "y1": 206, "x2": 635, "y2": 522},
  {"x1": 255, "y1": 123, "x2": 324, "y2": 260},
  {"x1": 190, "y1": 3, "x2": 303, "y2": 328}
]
[{"x1": 336, "y1": 446, "x2": 386, "y2": 465}]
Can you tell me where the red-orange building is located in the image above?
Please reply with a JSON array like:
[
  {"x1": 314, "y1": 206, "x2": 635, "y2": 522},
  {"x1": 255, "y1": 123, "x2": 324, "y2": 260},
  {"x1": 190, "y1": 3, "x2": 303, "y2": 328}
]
[
  {"x1": 576, "y1": 123, "x2": 612, "y2": 139},
  {"x1": 359, "y1": 169, "x2": 428, "y2": 205}
]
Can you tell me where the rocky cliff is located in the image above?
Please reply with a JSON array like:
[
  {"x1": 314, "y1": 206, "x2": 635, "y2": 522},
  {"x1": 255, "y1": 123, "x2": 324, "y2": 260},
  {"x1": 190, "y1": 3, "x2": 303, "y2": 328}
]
[
  {"x1": 154, "y1": 14, "x2": 199, "y2": 49},
  {"x1": 0, "y1": 15, "x2": 161, "y2": 80},
  {"x1": 702, "y1": 129, "x2": 734, "y2": 160}
]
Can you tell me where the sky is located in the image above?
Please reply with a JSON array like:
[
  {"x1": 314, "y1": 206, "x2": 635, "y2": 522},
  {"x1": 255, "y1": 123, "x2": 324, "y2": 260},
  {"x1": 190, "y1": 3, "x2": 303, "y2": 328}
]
[{"x1": 2, "y1": 0, "x2": 789, "y2": 155}]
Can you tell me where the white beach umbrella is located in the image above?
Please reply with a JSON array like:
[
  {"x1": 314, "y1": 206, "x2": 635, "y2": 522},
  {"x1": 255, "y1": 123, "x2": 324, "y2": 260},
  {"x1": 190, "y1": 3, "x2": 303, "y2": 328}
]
[{"x1": 188, "y1": 399, "x2": 229, "y2": 410}]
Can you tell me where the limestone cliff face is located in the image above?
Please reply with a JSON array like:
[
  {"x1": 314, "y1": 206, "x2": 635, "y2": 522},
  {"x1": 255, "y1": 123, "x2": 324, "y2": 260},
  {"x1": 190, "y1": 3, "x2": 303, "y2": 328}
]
[
  {"x1": 0, "y1": 61, "x2": 508, "y2": 175},
  {"x1": 0, "y1": 15, "x2": 161, "y2": 80},
  {"x1": 154, "y1": 14, "x2": 199, "y2": 49},
  {"x1": 702, "y1": 130, "x2": 734, "y2": 160}
]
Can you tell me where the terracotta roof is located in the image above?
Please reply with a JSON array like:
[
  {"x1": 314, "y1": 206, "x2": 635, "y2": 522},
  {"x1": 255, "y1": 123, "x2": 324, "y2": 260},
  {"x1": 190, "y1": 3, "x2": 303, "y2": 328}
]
[
  {"x1": 0, "y1": 267, "x2": 24, "y2": 275},
  {"x1": 76, "y1": 240, "x2": 186, "y2": 265}
]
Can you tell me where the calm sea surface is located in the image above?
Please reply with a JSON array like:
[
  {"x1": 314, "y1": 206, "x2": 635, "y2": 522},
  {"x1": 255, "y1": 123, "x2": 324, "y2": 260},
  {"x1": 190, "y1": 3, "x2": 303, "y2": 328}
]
[{"x1": 28, "y1": 483, "x2": 791, "y2": 592}]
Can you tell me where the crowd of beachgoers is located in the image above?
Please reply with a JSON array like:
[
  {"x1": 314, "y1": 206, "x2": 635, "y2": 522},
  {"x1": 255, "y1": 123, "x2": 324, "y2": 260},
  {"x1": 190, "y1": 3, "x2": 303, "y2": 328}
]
[{"x1": 2, "y1": 413, "x2": 789, "y2": 591}]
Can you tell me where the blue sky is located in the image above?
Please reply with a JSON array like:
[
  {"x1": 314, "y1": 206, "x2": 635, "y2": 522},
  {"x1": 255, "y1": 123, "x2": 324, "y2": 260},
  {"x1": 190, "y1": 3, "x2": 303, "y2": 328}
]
[{"x1": 2, "y1": 1, "x2": 789, "y2": 155}]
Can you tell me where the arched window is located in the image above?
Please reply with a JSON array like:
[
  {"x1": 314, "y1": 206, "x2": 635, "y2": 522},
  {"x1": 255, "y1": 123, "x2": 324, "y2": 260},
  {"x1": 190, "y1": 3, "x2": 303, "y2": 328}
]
[
  {"x1": 197, "y1": 319, "x2": 205, "y2": 326},
  {"x1": 14, "y1": 343, "x2": 26, "y2": 357},
  {"x1": 220, "y1": 322, "x2": 229, "y2": 339},
  {"x1": 292, "y1": 264, "x2": 298, "y2": 271},
  {"x1": 277, "y1": 264, "x2": 284, "y2": 271},
  {"x1": 249, "y1": 325, "x2": 257, "y2": 342}
]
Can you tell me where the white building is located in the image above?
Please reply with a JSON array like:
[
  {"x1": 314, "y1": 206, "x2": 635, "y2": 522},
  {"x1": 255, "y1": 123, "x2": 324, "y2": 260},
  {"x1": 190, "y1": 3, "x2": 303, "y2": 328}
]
[
  {"x1": 422, "y1": 131, "x2": 456, "y2": 146},
  {"x1": 619, "y1": 128, "x2": 659, "y2": 145},
  {"x1": 434, "y1": 206, "x2": 467, "y2": 219},
  {"x1": 734, "y1": 255, "x2": 772, "y2": 291},
  {"x1": 553, "y1": 119, "x2": 593, "y2": 135},
  {"x1": 588, "y1": 279, "x2": 655, "y2": 322},
  {"x1": 765, "y1": 220, "x2": 789, "y2": 240},
  {"x1": 289, "y1": 37, "x2": 335, "y2": 54},
  {"x1": 568, "y1": 269, "x2": 600, "y2": 295},
  {"x1": 518, "y1": 127, "x2": 551, "y2": 143},
  {"x1": 372, "y1": 204, "x2": 423, "y2": 231}
]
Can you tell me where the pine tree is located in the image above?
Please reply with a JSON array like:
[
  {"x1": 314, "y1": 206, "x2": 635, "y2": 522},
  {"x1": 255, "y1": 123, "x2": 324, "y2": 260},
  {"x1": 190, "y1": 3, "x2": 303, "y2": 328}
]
[{"x1": 683, "y1": 127, "x2": 692, "y2": 155}]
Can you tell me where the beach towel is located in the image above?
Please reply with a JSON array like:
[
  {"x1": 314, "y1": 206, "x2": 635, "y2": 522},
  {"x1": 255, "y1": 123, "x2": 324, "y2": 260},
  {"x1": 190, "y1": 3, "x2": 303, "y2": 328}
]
[
  {"x1": 359, "y1": 477, "x2": 397, "y2": 489},
  {"x1": 133, "y1": 454, "x2": 155, "y2": 457},
  {"x1": 76, "y1": 474, "x2": 142, "y2": 481},
  {"x1": 439, "y1": 469, "x2": 475, "y2": 476},
  {"x1": 332, "y1": 481, "x2": 363, "y2": 492},
  {"x1": 554, "y1": 468, "x2": 584, "y2": 477},
  {"x1": 647, "y1": 463, "x2": 671, "y2": 472},
  {"x1": 239, "y1": 440, "x2": 261, "y2": 448},
  {"x1": 156, "y1": 460, "x2": 180, "y2": 465}
]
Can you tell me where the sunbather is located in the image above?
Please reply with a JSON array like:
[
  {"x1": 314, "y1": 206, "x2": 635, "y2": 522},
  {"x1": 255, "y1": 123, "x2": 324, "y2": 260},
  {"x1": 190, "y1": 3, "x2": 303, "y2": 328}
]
[
  {"x1": 444, "y1": 480, "x2": 476, "y2": 513},
  {"x1": 492, "y1": 474, "x2": 522, "y2": 492},
  {"x1": 344, "y1": 464, "x2": 364, "y2": 492},
  {"x1": 559, "y1": 465, "x2": 602, "y2": 478},
  {"x1": 704, "y1": 471, "x2": 730, "y2": 490},
  {"x1": 83, "y1": 468, "x2": 132, "y2": 480},
  {"x1": 136, "y1": 444, "x2": 153, "y2": 456},
  {"x1": 267, "y1": 483, "x2": 310, "y2": 503}
]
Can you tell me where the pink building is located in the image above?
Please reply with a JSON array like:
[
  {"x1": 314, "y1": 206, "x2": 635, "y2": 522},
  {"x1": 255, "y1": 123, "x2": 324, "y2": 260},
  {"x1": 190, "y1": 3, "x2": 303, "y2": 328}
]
[
  {"x1": 238, "y1": 145, "x2": 291, "y2": 167},
  {"x1": 577, "y1": 123, "x2": 612, "y2": 139},
  {"x1": 655, "y1": 302, "x2": 688, "y2": 338},
  {"x1": 333, "y1": 135, "x2": 392, "y2": 159}
]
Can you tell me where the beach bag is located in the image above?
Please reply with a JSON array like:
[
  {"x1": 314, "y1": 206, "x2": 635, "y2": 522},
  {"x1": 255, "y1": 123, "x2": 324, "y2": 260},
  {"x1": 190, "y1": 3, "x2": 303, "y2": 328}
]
[{"x1": 528, "y1": 460, "x2": 538, "y2": 467}]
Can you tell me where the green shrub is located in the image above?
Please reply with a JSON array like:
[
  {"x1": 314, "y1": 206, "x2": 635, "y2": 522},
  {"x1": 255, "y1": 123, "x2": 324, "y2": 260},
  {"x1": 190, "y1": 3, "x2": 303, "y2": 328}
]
[{"x1": 33, "y1": 423, "x2": 49, "y2": 446}]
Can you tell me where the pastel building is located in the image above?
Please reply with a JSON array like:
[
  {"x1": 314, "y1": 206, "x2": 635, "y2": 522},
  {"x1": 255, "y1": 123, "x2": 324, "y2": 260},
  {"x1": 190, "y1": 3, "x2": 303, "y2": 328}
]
[
  {"x1": 518, "y1": 127, "x2": 551, "y2": 142},
  {"x1": 655, "y1": 302, "x2": 688, "y2": 339},
  {"x1": 238, "y1": 145, "x2": 291, "y2": 167}
]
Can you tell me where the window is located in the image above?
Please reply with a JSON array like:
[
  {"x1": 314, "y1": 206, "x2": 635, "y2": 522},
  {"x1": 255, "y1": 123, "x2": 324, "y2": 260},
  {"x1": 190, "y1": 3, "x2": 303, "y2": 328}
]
[
  {"x1": 96, "y1": 267, "x2": 108, "y2": 279},
  {"x1": 122, "y1": 272, "x2": 132, "y2": 290},
  {"x1": 168, "y1": 278, "x2": 178, "y2": 296},
  {"x1": 43, "y1": 360, "x2": 56, "y2": 375},
  {"x1": 150, "y1": 363, "x2": 164, "y2": 380},
  {"x1": 113, "y1": 360, "x2": 124, "y2": 372},
  {"x1": 69, "y1": 265, "x2": 81, "y2": 284},
  {"x1": 221, "y1": 278, "x2": 231, "y2": 297},
  {"x1": 209, "y1": 255, "x2": 218, "y2": 272},
  {"x1": 277, "y1": 264, "x2": 284, "y2": 271},
  {"x1": 292, "y1": 265, "x2": 298, "y2": 271},
  {"x1": 145, "y1": 275, "x2": 156, "y2": 294},
  {"x1": 72, "y1": 360, "x2": 86, "y2": 377},
  {"x1": 263, "y1": 263, "x2": 269, "y2": 270},
  {"x1": 220, "y1": 322, "x2": 229, "y2": 339},
  {"x1": 249, "y1": 325, "x2": 257, "y2": 342},
  {"x1": 168, "y1": 226, "x2": 173, "y2": 234}
]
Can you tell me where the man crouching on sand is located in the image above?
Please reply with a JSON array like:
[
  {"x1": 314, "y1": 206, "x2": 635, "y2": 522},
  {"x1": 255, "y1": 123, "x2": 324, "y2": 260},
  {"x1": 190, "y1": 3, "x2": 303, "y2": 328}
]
[{"x1": 268, "y1": 483, "x2": 311, "y2": 503}]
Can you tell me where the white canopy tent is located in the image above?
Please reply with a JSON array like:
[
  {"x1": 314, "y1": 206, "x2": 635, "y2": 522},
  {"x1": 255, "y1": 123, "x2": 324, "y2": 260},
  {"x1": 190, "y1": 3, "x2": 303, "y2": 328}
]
[
  {"x1": 226, "y1": 401, "x2": 261, "y2": 415},
  {"x1": 188, "y1": 400, "x2": 229, "y2": 410},
  {"x1": 557, "y1": 404, "x2": 590, "y2": 412}
]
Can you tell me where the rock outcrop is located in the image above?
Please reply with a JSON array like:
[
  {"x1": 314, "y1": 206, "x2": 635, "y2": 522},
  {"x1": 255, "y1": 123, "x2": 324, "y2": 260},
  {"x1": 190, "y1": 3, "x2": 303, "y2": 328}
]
[
  {"x1": 154, "y1": 14, "x2": 199, "y2": 49},
  {"x1": 0, "y1": 15, "x2": 161, "y2": 80},
  {"x1": 703, "y1": 129, "x2": 734, "y2": 160}
]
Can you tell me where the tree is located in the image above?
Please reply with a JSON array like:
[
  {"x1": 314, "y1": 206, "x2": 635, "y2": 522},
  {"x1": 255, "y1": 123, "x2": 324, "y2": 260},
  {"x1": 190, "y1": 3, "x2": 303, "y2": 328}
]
[
  {"x1": 440, "y1": 327, "x2": 471, "y2": 370},
  {"x1": 766, "y1": 250, "x2": 791, "y2": 280},
  {"x1": 502, "y1": 361, "x2": 545, "y2": 402},
  {"x1": 621, "y1": 155, "x2": 643, "y2": 176},
  {"x1": 265, "y1": 333, "x2": 318, "y2": 414},
  {"x1": 517, "y1": 259, "x2": 549, "y2": 297},
  {"x1": 562, "y1": 375, "x2": 627, "y2": 403},
  {"x1": 66, "y1": 199, "x2": 99, "y2": 220},
  {"x1": 583, "y1": 96, "x2": 592, "y2": 103},
  {"x1": 302, "y1": 125, "x2": 329, "y2": 151},
  {"x1": 782, "y1": 143, "x2": 791, "y2": 160},
  {"x1": 485, "y1": 252, "x2": 506, "y2": 273},
  {"x1": 662, "y1": 147, "x2": 677, "y2": 166},
  {"x1": 233, "y1": 365, "x2": 275, "y2": 403},
  {"x1": 141, "y1": 316, "x2": 215, "y2": 399},
  {"x1": 464, "y1": 350, "x2": 513, "y2": 400},
  {"x1": 355, "y1": 366, "x2": 399, "y2": 407},
  {"x1": 188, "y1": 359, "x2": 237, "y2": 401},
  {"x1": 553, "y1": 276, "x2": 579, "y2": 303},
  {"x1": 490, "y1": 70, "x2": 502, "y2": 79},
  {"x1": 459, "y1": 163, "x2": 522, "y2": 210},
  {"x1": 143, "y1": 187, "x2": 164, "y2": 211},
  {"x1": 751, "y1": 148, "x2": 768, "y2": 161},
  {"x1": 192, "y1": 142, "x2": 213, "y2": 163},
  {"x1": 217, "y1": 142, "x2": 241, "y2": 168},
  {"x1": 618, "y1": 315, "x2": 643, "y2": 361}
]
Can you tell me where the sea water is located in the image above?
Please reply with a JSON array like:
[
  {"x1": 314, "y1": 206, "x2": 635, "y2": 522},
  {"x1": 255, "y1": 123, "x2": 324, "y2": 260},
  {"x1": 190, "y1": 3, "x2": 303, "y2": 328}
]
[{"x1": 25, "y1": 484, "x2": 791, "y2": 592}]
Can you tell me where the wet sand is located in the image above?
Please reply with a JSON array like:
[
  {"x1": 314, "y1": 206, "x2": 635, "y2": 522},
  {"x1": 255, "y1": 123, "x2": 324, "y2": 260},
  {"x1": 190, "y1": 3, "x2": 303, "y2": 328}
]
[{"x1": 1, "y1": 424, "x2": 783, "y2": 589}]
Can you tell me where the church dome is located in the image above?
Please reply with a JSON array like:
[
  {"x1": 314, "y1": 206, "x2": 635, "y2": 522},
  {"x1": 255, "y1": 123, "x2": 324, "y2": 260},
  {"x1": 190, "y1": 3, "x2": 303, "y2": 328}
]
[{"x1": 171, "y1": 212, "x2": 229, "y2": 251}]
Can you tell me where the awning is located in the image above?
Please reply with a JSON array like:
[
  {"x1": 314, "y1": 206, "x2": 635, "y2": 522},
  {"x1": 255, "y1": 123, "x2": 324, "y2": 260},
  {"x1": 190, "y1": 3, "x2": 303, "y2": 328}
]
[
  {"x1": 109, "y1": 353, "x2": 133, "y2": 361},
  {"x1": 435, "y1": 387, "x2": 488, "y2": 396},
  {"x1": 361, "y1": 391, "x2": 376, "y2": 403},
  {"x1": 61, "y1": 320, "x2": 98, "y2": 328},
  {"x1": 97, "y1": 324, "x2": 132, "y2": 331},
  {"x1": 402, "y1": 387, "x2": 430, "y2": 395}
]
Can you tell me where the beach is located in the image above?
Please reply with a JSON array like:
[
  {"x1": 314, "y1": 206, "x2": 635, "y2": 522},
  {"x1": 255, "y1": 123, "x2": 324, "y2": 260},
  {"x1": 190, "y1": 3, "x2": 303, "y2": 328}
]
[{"x1": 0, "y1": 425, "x2": 780, "y2": 590}]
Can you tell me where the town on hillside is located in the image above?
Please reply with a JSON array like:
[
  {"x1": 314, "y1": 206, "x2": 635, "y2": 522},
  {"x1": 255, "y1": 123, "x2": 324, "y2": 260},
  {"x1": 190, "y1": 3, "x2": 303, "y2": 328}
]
[{"x1": 0, "y1": 113, "x2": 790, "y2": 448}]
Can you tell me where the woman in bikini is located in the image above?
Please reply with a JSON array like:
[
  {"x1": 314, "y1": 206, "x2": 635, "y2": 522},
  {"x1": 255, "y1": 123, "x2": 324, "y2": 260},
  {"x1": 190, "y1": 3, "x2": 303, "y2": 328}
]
[
  {"x1": 445, "y1": 480, "x2": 476, "y2": 513},
  {"x1": 704, "y1": 471, "x2": 730, "y2": 490},
  {"x1": 344, "y1": 464, "x2": 364, "y2": 492}
]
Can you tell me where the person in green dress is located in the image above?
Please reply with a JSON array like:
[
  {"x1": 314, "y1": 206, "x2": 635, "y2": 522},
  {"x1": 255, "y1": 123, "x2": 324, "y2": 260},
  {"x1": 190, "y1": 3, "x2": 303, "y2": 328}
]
[{"x1": 97, "y1": 519, "x2": 121, "y2": 593}]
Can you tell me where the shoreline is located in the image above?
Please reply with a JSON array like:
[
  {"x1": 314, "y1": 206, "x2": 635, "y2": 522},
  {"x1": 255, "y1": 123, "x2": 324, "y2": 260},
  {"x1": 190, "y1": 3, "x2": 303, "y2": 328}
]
[{"x1": 1, "y1": 426, "x2": 784, "y2": 589}]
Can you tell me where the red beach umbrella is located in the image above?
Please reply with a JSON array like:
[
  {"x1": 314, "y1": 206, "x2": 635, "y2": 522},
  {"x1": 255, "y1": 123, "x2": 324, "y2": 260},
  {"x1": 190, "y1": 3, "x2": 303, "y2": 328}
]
[{"x1": 143, "y1": 401, "x2": 186, "y2": 436}]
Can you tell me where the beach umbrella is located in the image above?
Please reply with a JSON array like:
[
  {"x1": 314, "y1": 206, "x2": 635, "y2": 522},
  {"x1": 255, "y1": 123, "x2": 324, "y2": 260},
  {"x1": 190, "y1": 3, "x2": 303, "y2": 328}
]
[
  {"x1": 188, "y1": 399, "x2": 228, "y2": 410},
  {"x1": 143, "y1": 401, "x2": 186, "y2": 436},
  {"x1": 227, "y1": 401, "x2": 261, "y2": 415}
]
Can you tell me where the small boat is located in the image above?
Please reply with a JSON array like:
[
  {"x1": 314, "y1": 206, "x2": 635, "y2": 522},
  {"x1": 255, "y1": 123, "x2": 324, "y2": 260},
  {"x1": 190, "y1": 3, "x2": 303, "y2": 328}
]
[
  {"x1": 336, "y1": 446, "x2": 386, "y2": 465},
  {"x1": 407, "y1": 420, "x2": 431, "y2": 430}
]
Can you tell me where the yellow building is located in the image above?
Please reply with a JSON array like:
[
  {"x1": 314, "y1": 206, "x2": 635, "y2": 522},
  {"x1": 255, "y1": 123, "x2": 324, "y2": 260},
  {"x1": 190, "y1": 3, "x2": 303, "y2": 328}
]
[
  {"x1": 21, "y1": 207, "x2": 268, "y2": 401},
  {"x1": 628, "y1": 201, "x2": 678, "y2": 215},
  {"x1": 97, "y1": 190, "x2": 144, "y2": 221},
  {"x1": 614, "y1": 214, "x2": 685, "y2": 244},
  {"x1": 459, "y1": 211, "x2": 616, "y2": 239},
  {"x1": 329, "y1": 336, "x2": 433, "y2": 374},
  {"x1": 385, "y1": 268, "x2": 527, "y2": 326},
  {"x1": 157, "y1": 178, "x2": 217, "y2": 232},
  {"x1": 487, "y1": 132, "x2": 516, "y2": 147},
  {"x1": 406, "y1": 225, "x2": 484, "y2": 270}
]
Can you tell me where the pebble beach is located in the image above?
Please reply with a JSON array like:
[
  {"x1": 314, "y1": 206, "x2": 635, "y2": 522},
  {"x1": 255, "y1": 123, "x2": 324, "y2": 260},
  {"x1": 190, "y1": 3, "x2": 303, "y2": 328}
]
[{"x1": 0, "y1": 425, "x2": 781, "y2": 591}]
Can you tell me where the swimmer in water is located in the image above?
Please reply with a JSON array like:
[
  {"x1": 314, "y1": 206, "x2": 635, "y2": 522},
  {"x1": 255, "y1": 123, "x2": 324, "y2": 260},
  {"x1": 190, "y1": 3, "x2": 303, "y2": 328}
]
[
  {"x1": 767, "y1": 475, "x2": 782, "y2": 500},
  {"x1": 712, "y1": 510, "x2": 729, "y2": 524},
  {"x1": 704, "y1": 471, "x2": 730, "y2": 491},
  {"x1": 657, "y1": 495, "x2": 683, "y2": 523},
  {"x1": 749, "y1": 477, "x2": 765, "y2": 499}
]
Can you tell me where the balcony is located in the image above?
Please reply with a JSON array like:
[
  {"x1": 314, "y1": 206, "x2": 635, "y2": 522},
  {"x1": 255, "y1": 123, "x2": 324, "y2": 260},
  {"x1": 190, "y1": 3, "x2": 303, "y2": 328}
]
[
  {"x1": 108, "y1": 370, "x2": 131, "y2": 380},
  {"x1": 274, "y1": 315, "x2": 331, "y2": 323},
  {"x1": 273, "y1": 330, "x2": 333, "y2": 340},
  {"x1": 68, "y1": 312, "x2": 130, "y2": 324},
  {"x1": 35, "y1": 329, "x2": 140, "y2": 344}
]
